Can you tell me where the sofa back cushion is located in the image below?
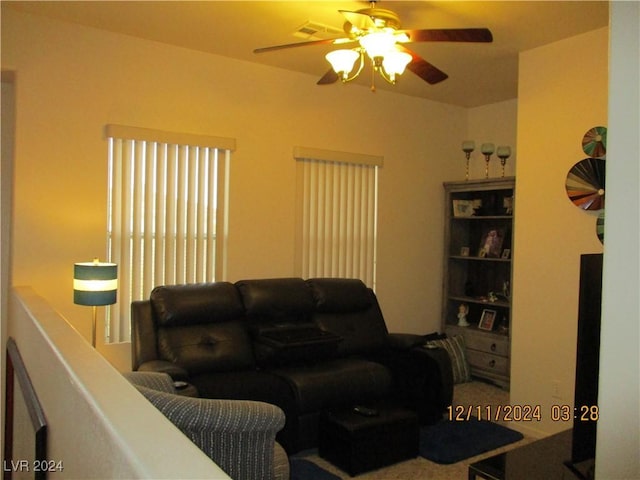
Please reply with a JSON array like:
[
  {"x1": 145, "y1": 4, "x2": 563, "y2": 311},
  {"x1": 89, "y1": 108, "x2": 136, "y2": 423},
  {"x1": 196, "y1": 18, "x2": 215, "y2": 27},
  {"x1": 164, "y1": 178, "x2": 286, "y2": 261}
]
[
  {"x1": 151, "y1": 282, "x2": 243, "y2": 327},
  {"x1": 150, "y1": 283, "x2": 255, "y2": 374},
  {"x1": 307, "y1": 278, "x2": 389, "y2": 357},
  {"x1": 235, "y1": 278, "x2": 315, "y2": 326}
]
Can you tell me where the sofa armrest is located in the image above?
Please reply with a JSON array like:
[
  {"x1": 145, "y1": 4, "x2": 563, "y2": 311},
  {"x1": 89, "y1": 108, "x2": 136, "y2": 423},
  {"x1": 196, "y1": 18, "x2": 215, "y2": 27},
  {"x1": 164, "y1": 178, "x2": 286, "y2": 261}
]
[
  {"x1": 137, "y1": 360, "x2": 190, "y2": 381},
  {"x1": 124, "y1": 371, "x2": 177, "y2": 393},
  {"x1": 387, "y1": 333, "x2": 426, "y2": 350},
  {"x1": 371, "y1": 342, "x2": 454, "y2": 425},
  {"x1": 415, "y1": 346, "x2": 454, "y2": 409},
  {"x1": 136, "y1": 386, "x2": 286, "y2": 480},
  {"x1": 131, "y1": 299, "x2": 157, "y2": 370}
]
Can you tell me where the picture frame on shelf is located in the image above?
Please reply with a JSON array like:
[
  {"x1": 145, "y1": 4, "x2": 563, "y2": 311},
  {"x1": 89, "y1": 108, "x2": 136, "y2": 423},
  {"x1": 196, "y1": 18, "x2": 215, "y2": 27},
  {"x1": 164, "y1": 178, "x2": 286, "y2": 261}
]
[
  {"x1": 501, "y1": 248, "x2": 511, "y2": 259},
  {"x1": 503, "y1": 196, "x2": 514, "y2": 214},
  {"x1": 452, "y1": 199, "x2": 474, "y2": 217},
  {"x1": 460, "y1": 247, "x2": 470, "y2": 257},
  {"x1": 478, "y1": 227, "x2": 505, "y2": 258},
  {"x1": 478, "y1": 309, "x2": 497, "y2": 331}
]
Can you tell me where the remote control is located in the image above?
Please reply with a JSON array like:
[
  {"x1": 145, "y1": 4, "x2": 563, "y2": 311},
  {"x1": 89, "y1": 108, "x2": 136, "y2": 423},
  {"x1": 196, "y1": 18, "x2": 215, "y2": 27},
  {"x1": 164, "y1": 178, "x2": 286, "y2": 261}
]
[
  {"x1": 353, "y1": 405, "x2": 379, "y2": 417},
  {"x1": 173, "y1": 381, "x2": 189, "y2": 390}
]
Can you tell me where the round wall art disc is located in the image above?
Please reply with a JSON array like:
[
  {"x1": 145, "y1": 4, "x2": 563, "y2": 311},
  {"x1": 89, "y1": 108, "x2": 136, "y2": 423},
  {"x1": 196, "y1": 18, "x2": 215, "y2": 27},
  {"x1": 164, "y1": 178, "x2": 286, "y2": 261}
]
[
  {"x1": 596, "y1": 211, "x2": 605, "y2": 244},
  {"x1": 565, "y1": 158, "x2": 606, "y2": 210},
  {"x1": 582, "y1": 126, "x2": 607, "y2": 158}
]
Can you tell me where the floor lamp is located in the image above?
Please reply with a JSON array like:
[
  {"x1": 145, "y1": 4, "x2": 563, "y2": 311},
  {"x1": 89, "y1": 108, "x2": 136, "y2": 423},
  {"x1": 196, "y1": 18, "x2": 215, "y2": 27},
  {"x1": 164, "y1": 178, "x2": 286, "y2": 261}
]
[{"x1": 73, "y1": 258, "x2": 118, "y2": 348}]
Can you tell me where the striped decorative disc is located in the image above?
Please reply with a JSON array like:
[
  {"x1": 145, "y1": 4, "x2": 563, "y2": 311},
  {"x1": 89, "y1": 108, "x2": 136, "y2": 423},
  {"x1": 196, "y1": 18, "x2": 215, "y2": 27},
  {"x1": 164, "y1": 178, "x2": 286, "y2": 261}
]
[
  {"x1": 582, "y1": 126, "x2": 607, "y2": 158},
  {"x1": 596, "y1": 211, "x2": 605, "y2": 244},
  {"x1": 566, "y1": 158, "x2": 606, "y2": 210}
]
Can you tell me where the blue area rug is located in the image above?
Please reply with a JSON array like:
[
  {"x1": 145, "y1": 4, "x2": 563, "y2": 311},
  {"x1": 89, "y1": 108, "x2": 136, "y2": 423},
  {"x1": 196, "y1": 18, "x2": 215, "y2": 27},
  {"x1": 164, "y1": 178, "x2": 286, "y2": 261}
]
[
  {"x1": 419, "y1": 417, "x2": 524, "y2": 464},
  {"x1": 290, "y1": 458, "x2": 340, "y2": 480},
  {"x1": 289, "y1": 418, "x2": 524, "y2": 477}
]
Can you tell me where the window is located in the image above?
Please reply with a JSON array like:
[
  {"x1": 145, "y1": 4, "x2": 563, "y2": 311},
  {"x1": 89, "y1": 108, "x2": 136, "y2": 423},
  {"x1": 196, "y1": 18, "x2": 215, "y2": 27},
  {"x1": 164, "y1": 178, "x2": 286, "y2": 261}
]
[
  {"x1": 294, "y1": 146, "x2": 382, "y2": 289},
  {"x1": 105, "y1": 125, "x2": 234, "y2": 343}
]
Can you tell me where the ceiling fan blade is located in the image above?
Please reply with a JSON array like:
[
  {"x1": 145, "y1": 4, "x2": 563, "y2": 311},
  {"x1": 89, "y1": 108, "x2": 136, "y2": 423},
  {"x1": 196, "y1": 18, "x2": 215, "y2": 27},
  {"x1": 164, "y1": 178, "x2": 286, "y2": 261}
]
[
  {"x1": 398, "y1": 46, "x2": 449, "y2": 85},
  {"x1": 339, "y1": 10, "x2": 376, "y2": 30},
  {"x1": 317, "y1": 69, "x2": 339, "y2": 85},
  {"x1": 254, "y1": 37, "x2": 352, "y2": 54},
  {"x1": 403, "y1": 28, "x2": 493, "y2": 43}
]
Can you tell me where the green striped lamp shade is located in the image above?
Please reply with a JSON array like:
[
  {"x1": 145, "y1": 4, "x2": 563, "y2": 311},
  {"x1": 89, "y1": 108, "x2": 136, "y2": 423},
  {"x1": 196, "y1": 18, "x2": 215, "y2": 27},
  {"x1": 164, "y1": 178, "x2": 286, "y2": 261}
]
[{"x1": 73, "y1": 261, "x2": 118, "y2": 306}]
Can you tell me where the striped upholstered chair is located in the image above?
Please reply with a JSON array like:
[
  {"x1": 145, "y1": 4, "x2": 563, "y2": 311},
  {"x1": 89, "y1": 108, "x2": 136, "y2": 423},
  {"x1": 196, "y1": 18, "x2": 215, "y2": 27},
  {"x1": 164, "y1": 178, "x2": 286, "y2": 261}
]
[{"x1": 124, "y1": 371, "x2": 289, "y2": 480}]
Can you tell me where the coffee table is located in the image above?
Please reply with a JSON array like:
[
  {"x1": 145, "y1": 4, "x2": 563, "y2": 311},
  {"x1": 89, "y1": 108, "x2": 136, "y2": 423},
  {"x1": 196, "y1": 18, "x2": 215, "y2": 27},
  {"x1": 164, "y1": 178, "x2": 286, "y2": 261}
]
[{"x1": 468, "y1": 429, "x2": 574, "y2": 480}]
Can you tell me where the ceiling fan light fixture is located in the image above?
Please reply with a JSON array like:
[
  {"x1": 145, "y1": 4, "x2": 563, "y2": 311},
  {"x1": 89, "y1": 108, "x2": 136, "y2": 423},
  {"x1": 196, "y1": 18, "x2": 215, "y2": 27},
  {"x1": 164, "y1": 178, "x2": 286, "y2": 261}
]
[
  {"x1": 359, "y1": 31, "x2": 397, "y2": 59},
  {"x1": 394, "y1": 32, "x2": 410, "y2": 43},
  {"x1": 326, "y1": 49, "x2": 359, "y2": 80},
  {"x1": 254, "y1": 5, "x2": 493, "y2": 92},
  {"x1": 382, "y1": 49, "x2": 412, "y2": 78}
]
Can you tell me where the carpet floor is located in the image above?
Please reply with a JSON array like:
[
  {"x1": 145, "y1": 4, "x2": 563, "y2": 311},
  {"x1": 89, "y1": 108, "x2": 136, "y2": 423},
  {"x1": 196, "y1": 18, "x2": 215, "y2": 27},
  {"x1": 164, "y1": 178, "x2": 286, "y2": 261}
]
[{"x1": 296, "y1": 380, "x2": 535, "y2": 479}]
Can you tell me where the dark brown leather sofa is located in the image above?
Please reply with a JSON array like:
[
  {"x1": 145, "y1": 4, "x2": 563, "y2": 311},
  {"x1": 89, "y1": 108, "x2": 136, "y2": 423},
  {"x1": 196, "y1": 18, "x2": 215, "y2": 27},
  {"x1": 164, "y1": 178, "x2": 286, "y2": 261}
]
[{"x1": 131, "y1": 277, "x2": 453, "y2": 454}]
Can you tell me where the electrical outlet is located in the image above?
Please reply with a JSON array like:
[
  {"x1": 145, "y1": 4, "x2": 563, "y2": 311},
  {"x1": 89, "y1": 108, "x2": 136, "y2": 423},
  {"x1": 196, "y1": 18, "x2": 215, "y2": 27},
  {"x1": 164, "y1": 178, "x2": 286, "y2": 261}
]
[{"x1": 552, "y1": 380, "x2": 562, "y2": 399}]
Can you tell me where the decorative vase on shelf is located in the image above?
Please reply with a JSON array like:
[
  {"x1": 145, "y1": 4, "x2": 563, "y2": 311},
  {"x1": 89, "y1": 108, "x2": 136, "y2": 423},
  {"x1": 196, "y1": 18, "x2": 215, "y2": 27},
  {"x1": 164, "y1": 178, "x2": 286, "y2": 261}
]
[
  {"x1": 461, "y1": 140, "x2": 475, "y2": 181},
  {"x1": 496, "y1": 145, "x2": 511, "y2": 177},
  {"x1": 481, "y1": 143, "x2": 495, "y2": 178}
]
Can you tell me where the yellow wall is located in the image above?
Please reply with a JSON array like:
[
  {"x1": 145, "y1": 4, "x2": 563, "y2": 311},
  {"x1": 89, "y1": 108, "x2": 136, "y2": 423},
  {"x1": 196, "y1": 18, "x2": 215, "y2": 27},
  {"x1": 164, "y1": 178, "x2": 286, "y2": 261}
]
[
  {"x1": 1, "y1": 9, "x2": 517, "y2": 364},
  {"x1": 511, "y1": 27, "x2": 607, "y2": 436}
]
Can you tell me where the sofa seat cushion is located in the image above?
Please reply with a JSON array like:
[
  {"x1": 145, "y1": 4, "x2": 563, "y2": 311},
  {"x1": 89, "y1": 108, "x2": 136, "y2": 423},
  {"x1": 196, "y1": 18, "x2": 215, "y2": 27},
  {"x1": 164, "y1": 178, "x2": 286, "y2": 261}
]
[
  {"x1": 272, "y1": 358, "x2": 393, "y2": 414},
  {"x1": 191, "y1": 370, "x2": 296, "y2": 410}
]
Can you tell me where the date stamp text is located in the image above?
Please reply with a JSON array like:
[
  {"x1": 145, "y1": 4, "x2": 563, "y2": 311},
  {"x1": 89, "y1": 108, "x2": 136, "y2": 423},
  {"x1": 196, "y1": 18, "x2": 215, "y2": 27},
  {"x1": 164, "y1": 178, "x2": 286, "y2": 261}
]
[{"x1": 447, "y1": 404, "x2": 599, "y2": 422}]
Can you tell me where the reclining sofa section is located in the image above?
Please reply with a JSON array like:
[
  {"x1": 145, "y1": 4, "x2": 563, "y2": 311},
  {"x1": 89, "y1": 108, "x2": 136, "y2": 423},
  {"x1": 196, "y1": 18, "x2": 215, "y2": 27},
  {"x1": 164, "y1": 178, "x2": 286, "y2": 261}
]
[{"x1": 131, "y1": 277, "x2": 453, "y2": 454}]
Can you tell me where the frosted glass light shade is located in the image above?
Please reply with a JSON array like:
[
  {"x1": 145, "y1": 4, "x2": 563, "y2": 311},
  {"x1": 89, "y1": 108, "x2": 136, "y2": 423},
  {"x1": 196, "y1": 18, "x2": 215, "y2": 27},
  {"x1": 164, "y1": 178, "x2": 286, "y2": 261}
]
[
  {"x1": 382, "y1": 50, "x2": 412, "y2": 75},
  {"x1": 326, "y1": 49, "x2": 359, "y2": 74},
  {"x1": 359, "y1": 32, "x2": 396, "y2": 59}
]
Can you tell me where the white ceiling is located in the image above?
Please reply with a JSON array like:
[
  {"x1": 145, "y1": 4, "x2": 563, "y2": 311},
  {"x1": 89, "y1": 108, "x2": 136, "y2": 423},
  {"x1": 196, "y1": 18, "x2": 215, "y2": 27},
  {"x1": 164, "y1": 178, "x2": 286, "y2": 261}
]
[{"x1": 5, "y1": 1, "x2": 609, "y2": 107}]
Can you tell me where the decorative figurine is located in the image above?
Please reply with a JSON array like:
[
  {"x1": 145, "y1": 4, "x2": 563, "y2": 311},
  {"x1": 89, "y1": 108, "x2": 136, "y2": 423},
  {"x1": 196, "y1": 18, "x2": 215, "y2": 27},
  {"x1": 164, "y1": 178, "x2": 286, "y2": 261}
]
[
  {"x1": 457, "y1": 303, "x2": 470, "y2": 327},
  {"x1": 502, "y1": 280, "x2": 510, "y2": 298},
  {"x1": 498, "y1": 315, "x2": 510, "y2": 334}
]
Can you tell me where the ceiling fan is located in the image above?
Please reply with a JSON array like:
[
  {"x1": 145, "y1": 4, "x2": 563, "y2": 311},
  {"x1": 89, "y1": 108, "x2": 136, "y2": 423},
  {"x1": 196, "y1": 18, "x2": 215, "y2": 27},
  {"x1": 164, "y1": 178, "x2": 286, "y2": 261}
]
[{"x1": 254, "y1": 1, "x2": 493, "y2": 90}]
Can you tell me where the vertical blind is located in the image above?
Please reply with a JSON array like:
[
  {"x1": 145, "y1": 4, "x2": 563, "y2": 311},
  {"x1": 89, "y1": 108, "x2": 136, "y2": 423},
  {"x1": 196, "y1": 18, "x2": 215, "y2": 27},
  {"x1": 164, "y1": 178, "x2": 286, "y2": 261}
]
[
  {"x1": 105, "y1": 125, "x2": 234, "y2": 343},
  {"x1": 294, "y1": 146, "x2": 383, "y2": 289}
]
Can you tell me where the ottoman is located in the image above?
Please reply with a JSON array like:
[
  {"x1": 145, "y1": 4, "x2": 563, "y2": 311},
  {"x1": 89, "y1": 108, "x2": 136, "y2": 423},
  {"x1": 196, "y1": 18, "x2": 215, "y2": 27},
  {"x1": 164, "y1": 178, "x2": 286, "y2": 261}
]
[{"x1": 318, "y1": 403, "x2": 419, "y2": 476}]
